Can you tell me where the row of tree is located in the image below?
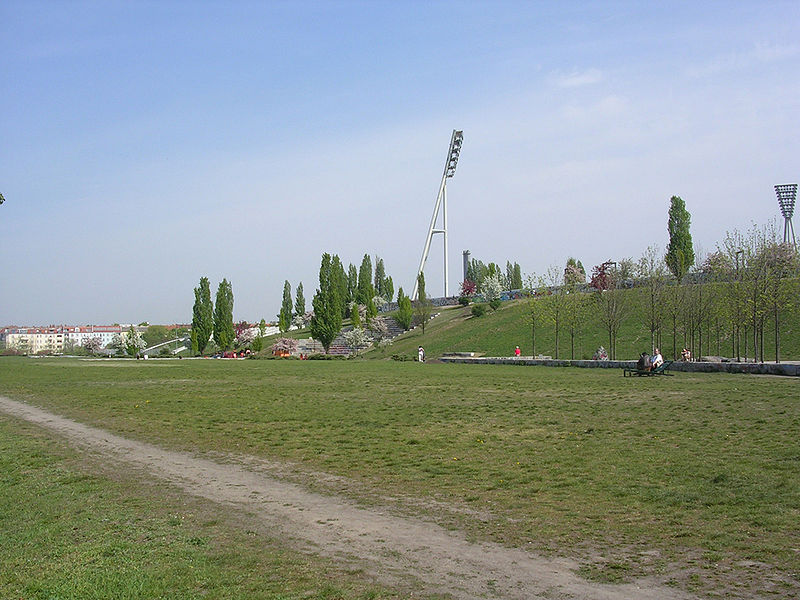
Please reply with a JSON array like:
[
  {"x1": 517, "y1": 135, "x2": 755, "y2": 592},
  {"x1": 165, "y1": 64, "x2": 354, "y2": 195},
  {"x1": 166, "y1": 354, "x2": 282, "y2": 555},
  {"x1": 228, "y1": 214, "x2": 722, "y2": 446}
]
[
  {"x1": 279, "y1": 281, "x2": 306, "y2": 333},
  {"x1": 191, "y1": 277, "x2": 236, "y2": 354},
  {"x1": 463, "y1": 258, "x2": 523, "y2": 295},
  {"x1": 525, "y1": 219, "x2": 799, "y2": 363},
  {"x1": 308, "y1": 252, "x2": 425, "y2": 352}
]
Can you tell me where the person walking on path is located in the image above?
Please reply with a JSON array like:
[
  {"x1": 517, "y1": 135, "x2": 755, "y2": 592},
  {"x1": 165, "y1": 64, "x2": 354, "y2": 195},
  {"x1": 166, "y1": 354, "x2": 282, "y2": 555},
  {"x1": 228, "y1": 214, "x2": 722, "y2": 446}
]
[{"x1": 418, "y1": 346, "x2": 425, "y2": 363}]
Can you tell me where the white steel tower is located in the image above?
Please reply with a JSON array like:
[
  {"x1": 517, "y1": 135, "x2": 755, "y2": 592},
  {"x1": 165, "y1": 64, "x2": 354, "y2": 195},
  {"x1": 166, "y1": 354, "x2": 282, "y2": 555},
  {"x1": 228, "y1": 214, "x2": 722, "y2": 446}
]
[
  {"x1": 775, "y1": 184, "x2": 797, "y2": 248},
  {"x1": 412, "y1": 130, "x2": 464, "y2": 300}
]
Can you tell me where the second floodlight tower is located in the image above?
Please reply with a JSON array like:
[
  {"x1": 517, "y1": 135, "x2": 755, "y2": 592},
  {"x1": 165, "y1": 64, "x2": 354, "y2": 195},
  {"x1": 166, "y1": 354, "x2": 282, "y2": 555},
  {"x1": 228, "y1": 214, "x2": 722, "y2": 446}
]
[
  {"x1": 775, "y1": 183, "x2": 797, "y2": 248},
  {"x1": 412, "y1": 129, "x2": 464, "y2": 300}
]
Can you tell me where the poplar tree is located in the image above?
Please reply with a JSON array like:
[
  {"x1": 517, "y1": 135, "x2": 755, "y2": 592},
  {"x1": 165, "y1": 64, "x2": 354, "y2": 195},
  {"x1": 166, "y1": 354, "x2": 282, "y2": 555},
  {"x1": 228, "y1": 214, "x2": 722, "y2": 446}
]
[
  {"x1": 192, "y1": 276, "x2": 213, "y2": 355},
  {"x1": 310, "y1": 253, "x2": 343, "y2": 352},
  {"x1": 332, "y1": 255, "x2": 348, "y2": 317},
  {"x1": 384, "y1": 276, "x2": 394, "y2": 302},
  {"x1": 294, "y1": 282, "x2": 305, "y2": 318},
  {"x1": 357, "y1": 254, "x2": 373, "y2": 305},
  {"x1": 347, "y1": 264, "x2": 358, "y2": 306},
  {"x1": 374, "y1": 257, "x2": 386, "y2": 297},
  {"x1": 414, "y1": 273, "x2": 432, "y2": 333},
  {"x1": 665, "y1": 195, "x2": 695, "y2": 281},
  {"x1": 213, "y1": 279, "x2": 235, "y2": 351},
  {"x1": 279, "y1": 280, "x2": 293, "y2": 333},
  {"x1": 395, "y1": 287, "x2": 413, "y2": 330}
]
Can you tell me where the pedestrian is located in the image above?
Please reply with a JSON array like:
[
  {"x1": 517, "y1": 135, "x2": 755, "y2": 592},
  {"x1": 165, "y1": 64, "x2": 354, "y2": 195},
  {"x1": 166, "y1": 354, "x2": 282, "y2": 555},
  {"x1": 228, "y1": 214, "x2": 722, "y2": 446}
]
[
  {"x1": 514, "y1": 345, "x2": 521, "y2": 357},
  {"x1": 418, "y1": 345, "x2": 425, "y2": 363}
]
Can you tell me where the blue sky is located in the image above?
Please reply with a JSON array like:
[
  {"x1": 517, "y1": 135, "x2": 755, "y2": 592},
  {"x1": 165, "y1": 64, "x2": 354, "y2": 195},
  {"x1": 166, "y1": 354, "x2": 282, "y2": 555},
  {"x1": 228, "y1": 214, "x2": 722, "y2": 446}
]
[{"x1": 2, "y1": 1, "x2": 799, "y2": 325}]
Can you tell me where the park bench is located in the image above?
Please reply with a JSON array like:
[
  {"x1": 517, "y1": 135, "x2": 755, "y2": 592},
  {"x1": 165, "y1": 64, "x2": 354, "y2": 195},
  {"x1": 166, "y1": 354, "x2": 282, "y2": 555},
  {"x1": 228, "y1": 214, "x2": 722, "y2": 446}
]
[{"x1": 623, "y1": 360, "x2": 674, "y2": 377}]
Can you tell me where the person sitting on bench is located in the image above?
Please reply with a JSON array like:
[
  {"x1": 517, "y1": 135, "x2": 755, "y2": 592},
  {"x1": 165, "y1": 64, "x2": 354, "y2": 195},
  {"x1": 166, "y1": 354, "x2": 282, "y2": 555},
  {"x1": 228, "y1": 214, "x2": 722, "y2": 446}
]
[
  {"x1": 637, "y1": 352, "x2": 652, "y2": 372},
  {"x1": 651, "y1": 348, "x2": 664, "y2": 369}
]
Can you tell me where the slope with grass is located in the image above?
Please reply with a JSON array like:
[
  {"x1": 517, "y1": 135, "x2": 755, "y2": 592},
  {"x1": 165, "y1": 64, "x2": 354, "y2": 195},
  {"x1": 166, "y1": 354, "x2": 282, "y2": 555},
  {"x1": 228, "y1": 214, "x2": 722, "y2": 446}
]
[{"x1": 377, "y1": 289, "x2": 800, "y2": 361}]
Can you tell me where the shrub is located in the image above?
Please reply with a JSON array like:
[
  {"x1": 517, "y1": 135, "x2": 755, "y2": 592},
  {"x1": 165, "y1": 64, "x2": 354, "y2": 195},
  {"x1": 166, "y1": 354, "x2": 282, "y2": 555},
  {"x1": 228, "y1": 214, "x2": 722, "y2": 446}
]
[
  {"x1": 391, "y1": 354, "x2": 416, "y2": 361},
  {"x1": 471, "y1": 303, "x2": 488, "y2": 317},
  {"x1": 458, "y1": 296, "x2": 471, "y2": 306},
  {"x1": 489, "y1": 299, "x2": 502, "y2": 311}
]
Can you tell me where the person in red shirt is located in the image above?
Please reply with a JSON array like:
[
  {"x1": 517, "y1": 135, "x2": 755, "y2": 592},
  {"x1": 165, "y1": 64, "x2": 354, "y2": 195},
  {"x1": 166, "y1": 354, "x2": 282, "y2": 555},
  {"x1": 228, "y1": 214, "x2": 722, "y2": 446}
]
[{"x1": 514, "y1": 345, "x2": 521, "y2": 357}]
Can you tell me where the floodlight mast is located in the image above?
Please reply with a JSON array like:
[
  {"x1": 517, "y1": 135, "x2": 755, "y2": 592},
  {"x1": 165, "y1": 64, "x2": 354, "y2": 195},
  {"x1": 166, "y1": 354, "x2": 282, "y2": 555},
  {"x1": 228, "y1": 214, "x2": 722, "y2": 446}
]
[
  {"x1": 775, "y1": 184, "x2": 797, "y2": 248},
  {"x1": 412, "y1": 130, "x2": 464, "y2": 300}
]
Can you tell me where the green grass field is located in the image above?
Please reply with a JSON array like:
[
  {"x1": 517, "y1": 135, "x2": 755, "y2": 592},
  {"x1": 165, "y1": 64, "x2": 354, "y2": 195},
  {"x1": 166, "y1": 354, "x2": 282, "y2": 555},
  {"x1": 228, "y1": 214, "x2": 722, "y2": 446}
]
[
  {"x1": 1, "y1": 356, "x2": 798, "y2": 597},
  {"x1": 0, "y1": 413, "x2": 405, "y2": 600}
]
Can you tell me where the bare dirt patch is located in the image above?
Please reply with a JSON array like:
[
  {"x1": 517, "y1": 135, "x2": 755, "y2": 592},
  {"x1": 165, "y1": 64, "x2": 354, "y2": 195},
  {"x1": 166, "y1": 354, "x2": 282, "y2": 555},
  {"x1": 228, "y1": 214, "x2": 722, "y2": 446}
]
[{"x1": 0, "y1": 395, "x2": 693, "y2": 600}]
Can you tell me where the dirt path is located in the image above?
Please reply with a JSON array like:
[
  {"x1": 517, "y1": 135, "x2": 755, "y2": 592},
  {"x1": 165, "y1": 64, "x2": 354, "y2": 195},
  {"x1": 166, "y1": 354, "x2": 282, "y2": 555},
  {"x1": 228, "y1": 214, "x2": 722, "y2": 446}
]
[{"x1": 1, "y1": 395, "x2": 692, "y2": 600}]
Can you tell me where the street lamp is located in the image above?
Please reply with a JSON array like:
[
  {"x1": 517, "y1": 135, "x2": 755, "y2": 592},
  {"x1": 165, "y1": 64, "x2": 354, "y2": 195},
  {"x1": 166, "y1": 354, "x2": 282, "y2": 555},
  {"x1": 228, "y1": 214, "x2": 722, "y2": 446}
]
[
  {"x1": 412, "y1": 130, "x2": 464, "y2": 300},
  {"x1": 775, "y1": 184, "x2": 797, "y2": 248}
]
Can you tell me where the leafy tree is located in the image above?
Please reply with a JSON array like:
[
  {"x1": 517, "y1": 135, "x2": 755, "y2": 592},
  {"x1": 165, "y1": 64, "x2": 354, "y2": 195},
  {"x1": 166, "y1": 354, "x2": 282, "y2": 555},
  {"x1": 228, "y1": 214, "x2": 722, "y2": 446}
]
[
  {"x1": 365, "y1": 296, "x2": 378, "y2": 322},
  {"x1": 395, "y1": 287, "x2": 413, "y2": 330},
  {"x1": 562, "y1": 290, "x2": 589, "y2": 359},
  {"x1": 466, "y1": 258, "x2": 489, "y2": 292},
  {"x1": 192, "y1": 276, "x2": 214, "y2": 355},
  {"x1": 504, "y1": 261, "x2": 523, "y2": 290},
  {"x1": 235, "y1": 324, "x2": 256, "y2": 348},
  {"x1": 414, "y1": 273, "x2": 433, "y2": 333},
  {"x1": 279, "y1": 280, "x2": 293, "y2": 333},
  {"x1": 356, "y1": 254, "x2": 373, "y2": 305},
  {"x1": 665, "y1": 195, "x2": 695, "y2": 281},
  {"x1": 343, "y1": 327, "x2": 372, "y2": 355},
  {"x1": 374, "y1": 257, "x2": 386, "y2": 297},
  {"x1": 384, "y1": 276, "x2": 394, "y2": 304},
  {"x1": 460, "y1": 279, "x2": 477, "y2": 296},
  {"x1": 310, "y1": 253, "x2": 343, "y2": 353},
  {"x1": 83, "y1": 336, "x2": 103, "y2": 355},
  {"x1": 483, "y1": 273, "x2": 503, "y2": 303},
  {"x1": 251, "y1": 320, "x2": 266, "y2": 353},
  {"x1": 213, "y1": 279, "x2": 235, "y2": 351},
  {"x1": 347, "y1": 264, "x2": 358, "y2": 307},
  {"x1": 596, "y1": 287, "x2": 628, "y2": 360},
  {"x1": 368, "y1": 317, "x2": 390, "y2": 346},
  {"x1": 294, "y1": 282, "x2": 305, "y2": 319},
  {"x1": 351, "y1": 302, "x2": 362, "y2": 328},
  {"x1": 590, "y1": 261, "x2": 615, "y2": 290},
  {"x1": 512, "y1": 262, "x2": 523, "y2": 289},
  {"x1": 332, "y1": 255, "x2": 348, "y2": 318},
  {"x1": 111, "y1": 326, "x2": 146, "y2": 357},
  {"x1": 541, "y1": 266, "x2": 567, "y2": 358},
  {"x1": 617, "y1": 257, "x2": 637, "y2": 281},
  {"x1": 637, "y1": 245, "x2": 668, "y2": 352},
  {"x1": 564, "y1": 257, "x2": 586, "y2": 286},
  {"x1": 525, "y1": 274, "x2": 545, "y2": 356}
]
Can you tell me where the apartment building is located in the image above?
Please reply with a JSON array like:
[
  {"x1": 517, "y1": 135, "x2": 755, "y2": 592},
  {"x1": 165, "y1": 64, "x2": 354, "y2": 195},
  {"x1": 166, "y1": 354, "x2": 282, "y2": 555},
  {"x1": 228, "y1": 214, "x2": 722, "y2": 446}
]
[{"x1": 2, "y1": 325, "x2": 139, "y2": 354}]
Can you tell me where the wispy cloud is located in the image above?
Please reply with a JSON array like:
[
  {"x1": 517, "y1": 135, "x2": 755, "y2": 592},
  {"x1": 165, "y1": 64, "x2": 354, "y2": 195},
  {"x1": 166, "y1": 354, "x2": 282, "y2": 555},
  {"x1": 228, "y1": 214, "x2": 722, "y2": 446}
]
[
  {"x1": 686, "y1": 42, "x2": 800, "y2": 78},
  {"x1": 552, "y1": 68, "x2": 604, "y2": 88}
]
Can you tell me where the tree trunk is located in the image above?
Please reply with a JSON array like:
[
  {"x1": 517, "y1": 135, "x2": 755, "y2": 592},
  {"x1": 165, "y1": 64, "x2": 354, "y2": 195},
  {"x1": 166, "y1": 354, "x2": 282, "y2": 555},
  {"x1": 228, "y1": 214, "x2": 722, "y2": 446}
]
[{"x1": 774, "y1": 303, "x2": 780, "y2": 363}]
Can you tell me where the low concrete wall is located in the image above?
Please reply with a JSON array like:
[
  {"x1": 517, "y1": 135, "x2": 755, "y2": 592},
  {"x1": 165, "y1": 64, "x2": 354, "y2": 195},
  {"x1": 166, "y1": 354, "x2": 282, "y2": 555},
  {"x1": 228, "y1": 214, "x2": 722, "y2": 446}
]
[{"x1": 438, "y1": 356, "x2": 800, "y2": 376}]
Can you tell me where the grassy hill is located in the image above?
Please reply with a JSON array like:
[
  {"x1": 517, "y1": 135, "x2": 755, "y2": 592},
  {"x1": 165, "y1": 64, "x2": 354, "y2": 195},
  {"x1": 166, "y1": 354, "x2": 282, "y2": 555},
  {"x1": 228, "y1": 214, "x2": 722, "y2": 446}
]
[{"x1": 371, "y1": 288, "x2": 800, "y2": 361}]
